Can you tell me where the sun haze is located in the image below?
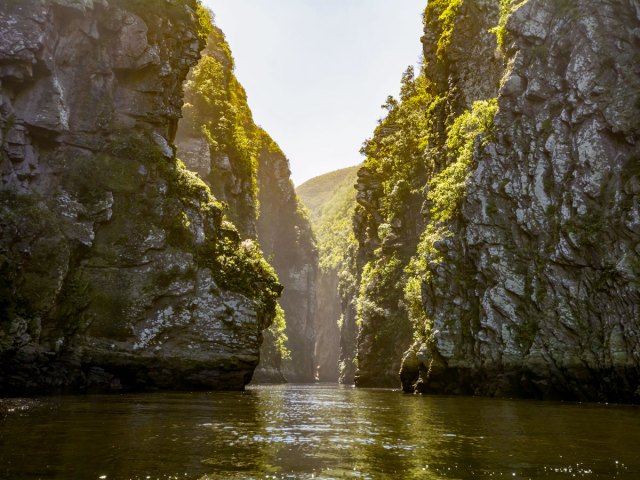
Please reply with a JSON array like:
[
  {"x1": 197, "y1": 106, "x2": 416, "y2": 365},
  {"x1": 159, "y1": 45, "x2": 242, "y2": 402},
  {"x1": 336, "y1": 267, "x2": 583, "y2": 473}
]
[{"x1": 200, "y1": 0, "x2": 426, "y2": 185}]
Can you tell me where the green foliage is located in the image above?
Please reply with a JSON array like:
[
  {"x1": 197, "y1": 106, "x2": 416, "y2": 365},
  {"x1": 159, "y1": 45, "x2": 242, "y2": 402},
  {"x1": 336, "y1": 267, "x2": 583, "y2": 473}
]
[
  {"x1": 195, "y1": 4, "x2": 214, "y2": 43},
  {"x1": 181, "y1": 25, "x2": 259, "y2": 222},
  {"x1": 428, "y1": 99, "x2": 498, "y2": 223},
  {"x1": 200, "y1": 238, "x2": 282, "y2": 314},
  {"x1": 298, "y1": 167, "x2": 360, "y2": 272},
  {"x1": 360, "y1": 66, "x2": 433, "y2": 223},
  {"x1": 404, "y1": 99, "x2": 497, "y2": 340},
  {"x1": 355, "y1": 252, "x2": 413, "y2": 371},
  {"x1": 435, "y1": 0, "x2": 463, "y2": 59},
  {"x1": 172, "y1": 159, "x2": 225, "y2": 215},
  {"x1": 269, "y1": 304, "x2": 290, "y2": 360},
  {"x1": 489, "y1": 0, "x2": 529, "y2": 53},
  {"x1": 356, "y1": 254, "x2": 404, "y2": 328}
]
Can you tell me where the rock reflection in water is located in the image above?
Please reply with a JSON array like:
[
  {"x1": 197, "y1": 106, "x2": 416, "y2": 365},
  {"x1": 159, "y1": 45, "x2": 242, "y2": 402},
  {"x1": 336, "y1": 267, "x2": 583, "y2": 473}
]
[{"x1": 1, "y1": 384, "x2": 639, "y2": 479}]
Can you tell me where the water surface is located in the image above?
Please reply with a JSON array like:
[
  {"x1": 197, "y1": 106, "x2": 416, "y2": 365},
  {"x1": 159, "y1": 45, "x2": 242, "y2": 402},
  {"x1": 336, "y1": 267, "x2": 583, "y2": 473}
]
[{"x1": 1, "y1": 384, "x2": 639, "y2": 479}]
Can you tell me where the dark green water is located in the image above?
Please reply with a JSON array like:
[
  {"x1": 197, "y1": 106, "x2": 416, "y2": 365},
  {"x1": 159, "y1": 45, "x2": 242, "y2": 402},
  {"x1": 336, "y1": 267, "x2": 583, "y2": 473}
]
[{"x1": 1, "y1": 384, "x2": 639, "y2": 480}]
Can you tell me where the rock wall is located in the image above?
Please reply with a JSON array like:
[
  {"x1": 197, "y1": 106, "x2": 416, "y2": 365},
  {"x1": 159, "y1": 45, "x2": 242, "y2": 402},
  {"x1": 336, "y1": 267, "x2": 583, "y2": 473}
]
[
  {"x1": 400, "y1": 0, "x2": 640, "y2": 402},
  {"x1": 344, "y1": 0, "x2": 501, "y2": 388},
  {"x1": 0, "y1": 0, "x2": 281, "y2": 394},
  {"x1": 176, "y1": 26, "x2": 318, "y2": 383},
  {"x1": 314, "y1": 269, "x2": 341, "y2": 382}
]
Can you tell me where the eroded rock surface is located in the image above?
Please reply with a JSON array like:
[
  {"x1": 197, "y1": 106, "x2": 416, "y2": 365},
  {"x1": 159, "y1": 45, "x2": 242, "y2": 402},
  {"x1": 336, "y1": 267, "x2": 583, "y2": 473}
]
[
  {"x1": 0, "y1": 0, "x2": 280, "y2": 394},
  {"x1": 254, "y1": 139, "x2": 318, "y2": 383},
  {"x1": 401, "y1": 0, "x2": 640, "y2": 402}
]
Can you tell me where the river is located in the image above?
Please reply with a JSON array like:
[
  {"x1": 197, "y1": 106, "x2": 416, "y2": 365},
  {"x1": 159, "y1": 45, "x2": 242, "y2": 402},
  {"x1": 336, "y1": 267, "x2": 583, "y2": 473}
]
[{"x1": 1, "y1": 384, "x2": 639, "y2": 479}]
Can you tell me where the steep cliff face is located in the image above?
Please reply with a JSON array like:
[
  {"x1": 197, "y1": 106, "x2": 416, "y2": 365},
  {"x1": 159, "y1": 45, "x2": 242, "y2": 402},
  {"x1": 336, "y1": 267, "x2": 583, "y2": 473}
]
[
  {"x1": 405, "y1": 0, "x2": 640, "y2": 401},
  {"x1": 297, "y1": 166, "x2": 359, "y2": 382},
  {"x1": 176, "y1": 25, "x2": 258, "y2": 239},
  {"x1": 175, "y1": 25, "x2": 318, "y2": 383},
  {"x1": 0, "y1": 0, "x2": 281, "y2": 394},
  {"x1": 345, "y1": 0, "x2": 501, "y2": 387},
  {"x1": 402, "y1": 0, "x2": 640, "y2": 402}
]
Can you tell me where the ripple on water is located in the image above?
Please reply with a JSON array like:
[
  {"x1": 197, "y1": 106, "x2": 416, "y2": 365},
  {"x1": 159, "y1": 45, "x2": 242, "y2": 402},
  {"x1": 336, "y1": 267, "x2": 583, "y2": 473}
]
[{"x1": 1, "y1": 385, "x2": 640, "y2": 479}]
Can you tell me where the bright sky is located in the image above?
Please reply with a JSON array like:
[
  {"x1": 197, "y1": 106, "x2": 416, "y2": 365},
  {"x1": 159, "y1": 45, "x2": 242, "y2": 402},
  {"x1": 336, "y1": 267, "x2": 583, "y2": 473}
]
[{"x1": 200, "y1": 0, "x2": 426, "y2": 185}]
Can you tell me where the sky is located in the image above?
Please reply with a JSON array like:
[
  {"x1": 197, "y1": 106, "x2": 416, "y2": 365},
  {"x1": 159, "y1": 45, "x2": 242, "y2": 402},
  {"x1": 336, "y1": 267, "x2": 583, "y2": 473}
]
[{"x1": 200, "y1": 0, "x2": 427, "y2": 185}]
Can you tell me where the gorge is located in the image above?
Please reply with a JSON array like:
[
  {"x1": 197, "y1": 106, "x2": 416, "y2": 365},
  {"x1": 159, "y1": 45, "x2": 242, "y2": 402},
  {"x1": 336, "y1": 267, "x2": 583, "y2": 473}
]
[
  {"x1": 1, "y1": 0, "x2": 639, "y2": 403},
  {"x1": 2, "y1": 0, "x2": 640, "y2": 477}
]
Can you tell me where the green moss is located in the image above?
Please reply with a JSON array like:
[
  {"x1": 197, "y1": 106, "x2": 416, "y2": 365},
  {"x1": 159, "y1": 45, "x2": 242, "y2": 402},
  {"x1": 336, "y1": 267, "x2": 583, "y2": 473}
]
[
  {"x1": 512, "y1": 318, "x2": 539, "y2": 352},
  {"x1": 435, "y1": 0, "x2": 463, "y2": 60},
  {"x1": 0, "y1": 190, "x2": 61, "y2": 322},
  {"x1": 404, "y1": 99, "x2": 497, "y2": 341},
  {"x1": 55, "y1": 270, "x2": 91, "y2": 330},
  {"x1": 563, "y1": 211, "x2": 605, "y2": 246},
  {"x1": 428, "y1": 99, "x2": 498, "y2": 223},
  {"x1": 485, "y1": 200, "x2": 498, "y2": 216},
  {"x1": 0, "y1": 189, "x2": 52, "y2": 226},
  {"x1": 195, "y1": 237, "x2": 281, "y2": 313},
  {"x1": 489, "y1": 0, "x2": 529, "y2": 54}
]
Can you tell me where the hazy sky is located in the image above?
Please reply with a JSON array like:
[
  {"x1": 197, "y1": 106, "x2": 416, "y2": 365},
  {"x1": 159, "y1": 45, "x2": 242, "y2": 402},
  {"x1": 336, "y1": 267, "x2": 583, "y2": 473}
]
[{"x1": 200, "y1": 0, "x2": 426, "y2": 185}]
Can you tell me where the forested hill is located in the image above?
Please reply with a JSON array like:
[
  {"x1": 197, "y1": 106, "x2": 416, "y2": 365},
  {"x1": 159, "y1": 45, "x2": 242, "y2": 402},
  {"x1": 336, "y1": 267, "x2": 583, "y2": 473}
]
[{"x1": 297, "y1": 166, "x2": 360, "y2": 221}]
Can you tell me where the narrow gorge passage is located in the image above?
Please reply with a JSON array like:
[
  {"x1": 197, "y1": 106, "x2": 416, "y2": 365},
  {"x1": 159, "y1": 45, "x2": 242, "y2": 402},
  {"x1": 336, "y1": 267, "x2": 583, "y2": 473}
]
[{"x1": 1, "y1": 0, "x2": 640, "y2": 478}]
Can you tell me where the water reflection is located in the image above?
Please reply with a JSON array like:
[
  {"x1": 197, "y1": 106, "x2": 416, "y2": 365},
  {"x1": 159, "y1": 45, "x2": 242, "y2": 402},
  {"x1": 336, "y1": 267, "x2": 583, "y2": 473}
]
[{"x1": 1, "y1": 384, "x2": 639, "y2": 479}]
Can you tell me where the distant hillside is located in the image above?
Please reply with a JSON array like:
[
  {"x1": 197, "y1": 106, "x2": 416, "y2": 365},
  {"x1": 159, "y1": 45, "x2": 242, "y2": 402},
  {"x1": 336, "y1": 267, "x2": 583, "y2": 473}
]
[{"x1": 297, "y1": 166, "x2": 360, "y2": 223}]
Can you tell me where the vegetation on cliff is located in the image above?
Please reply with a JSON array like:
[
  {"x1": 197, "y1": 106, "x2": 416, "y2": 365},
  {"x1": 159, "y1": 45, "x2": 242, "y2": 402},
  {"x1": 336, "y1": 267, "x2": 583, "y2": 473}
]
[
  {"x1": 179, "y1": 23, "x2": 260, "y2": 234},
  {"x1": 176, "y1": 15, "x2": 318, "y2": 380},
  {"x1": 338, "y1": 0, "x2": 503, "y2": 387},
  {"x1": 405, "y1": 99, "x2": 497, "y2": 343}
]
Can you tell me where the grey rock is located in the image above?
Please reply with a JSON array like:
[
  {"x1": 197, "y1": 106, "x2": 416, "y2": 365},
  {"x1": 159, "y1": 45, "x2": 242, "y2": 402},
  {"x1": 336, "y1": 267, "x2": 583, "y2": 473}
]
[
  {"x1": 0, "y1": 0, "x2": 278, "y2": 395},
  {"x1": 403, "y1": 0, "x2": 640, "y2": 403}
]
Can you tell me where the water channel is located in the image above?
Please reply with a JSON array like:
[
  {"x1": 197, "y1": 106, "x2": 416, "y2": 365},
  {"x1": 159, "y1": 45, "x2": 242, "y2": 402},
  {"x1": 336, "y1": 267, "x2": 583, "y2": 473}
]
[{"x1": 1, "y1": 384, "x2": 639, "y2": 479}]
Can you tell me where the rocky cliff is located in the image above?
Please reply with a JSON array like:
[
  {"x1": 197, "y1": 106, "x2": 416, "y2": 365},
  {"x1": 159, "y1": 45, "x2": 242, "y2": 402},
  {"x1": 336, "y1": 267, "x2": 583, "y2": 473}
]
[
  {"x1": 254, "y1": 136, "x2": 318, "y2": 382},
  {"x1": 0, "y1": 0, "x2": 281, "y2": 394},
  {"x1": 175, "y1": 26, "x2": 318, "y2": 383},
  {"x1": 400, "y1": 0, "x2": 640, "y2": 402},
  {"x1": 333, "y1": 0, "x2": 640, "y2": 402},
  {"x1": 347, "y1": 0, "x2": 502, "y2": 387}
]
